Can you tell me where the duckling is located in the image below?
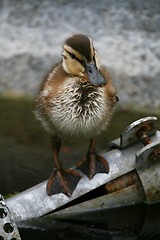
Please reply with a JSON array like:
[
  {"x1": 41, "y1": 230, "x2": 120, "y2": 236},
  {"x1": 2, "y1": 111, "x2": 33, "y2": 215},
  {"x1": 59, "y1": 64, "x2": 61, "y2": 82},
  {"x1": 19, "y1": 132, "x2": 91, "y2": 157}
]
[{"x1": 34, "y1": 34, "x2": 118, "y2": 197}]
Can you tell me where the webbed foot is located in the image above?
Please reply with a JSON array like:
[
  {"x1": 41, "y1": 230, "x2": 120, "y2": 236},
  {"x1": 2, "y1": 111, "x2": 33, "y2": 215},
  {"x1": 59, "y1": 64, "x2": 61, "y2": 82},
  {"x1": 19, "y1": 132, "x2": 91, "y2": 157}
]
[
  {"x1": 46, "y1": 168, "x2": 81, "y2": 197},
  {"x1": 76, "y1": 151, "x2": 109, "y2": 179}
]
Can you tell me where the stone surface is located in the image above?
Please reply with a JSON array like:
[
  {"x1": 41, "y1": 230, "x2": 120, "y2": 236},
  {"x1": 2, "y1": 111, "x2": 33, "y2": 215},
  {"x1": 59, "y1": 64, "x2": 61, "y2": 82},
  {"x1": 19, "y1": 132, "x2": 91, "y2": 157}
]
[{"x1": 0, "y1": 0, "x2": 160, "y2": 109}]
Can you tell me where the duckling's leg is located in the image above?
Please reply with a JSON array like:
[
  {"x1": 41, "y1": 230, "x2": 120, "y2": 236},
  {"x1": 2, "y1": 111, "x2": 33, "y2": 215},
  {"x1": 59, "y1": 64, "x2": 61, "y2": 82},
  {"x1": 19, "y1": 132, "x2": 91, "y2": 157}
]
[
  {"x1": 46, "y1": 136, "x2": 81, "y2": 197},
  {"x1": 77, "y1": 138, "x2": 109, "y2": 179}
]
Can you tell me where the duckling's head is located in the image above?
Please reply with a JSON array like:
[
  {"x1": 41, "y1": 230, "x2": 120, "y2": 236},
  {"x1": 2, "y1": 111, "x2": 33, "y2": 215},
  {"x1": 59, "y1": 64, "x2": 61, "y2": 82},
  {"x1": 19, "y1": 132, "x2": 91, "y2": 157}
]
[{"x1": 62, "y1": 34, "x2": 106, "y2": 87}]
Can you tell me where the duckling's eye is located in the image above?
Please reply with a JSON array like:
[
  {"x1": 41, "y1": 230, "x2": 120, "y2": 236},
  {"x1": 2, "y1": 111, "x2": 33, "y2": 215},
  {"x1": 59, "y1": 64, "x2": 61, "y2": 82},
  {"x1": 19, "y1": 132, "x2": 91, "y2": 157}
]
[{"x1": 70, "y1": 53, "x2": 76, "y2": 59}]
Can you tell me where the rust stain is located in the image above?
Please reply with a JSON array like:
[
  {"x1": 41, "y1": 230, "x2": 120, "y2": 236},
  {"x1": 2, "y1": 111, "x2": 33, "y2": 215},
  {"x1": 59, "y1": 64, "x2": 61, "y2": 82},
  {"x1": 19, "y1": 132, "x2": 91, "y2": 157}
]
[
  {"x1": 149, "y1": 147, "x2": 160, "y2": 163},
  {"x1": 105, "y1": 171, "x2": 139, "y2": 194}
]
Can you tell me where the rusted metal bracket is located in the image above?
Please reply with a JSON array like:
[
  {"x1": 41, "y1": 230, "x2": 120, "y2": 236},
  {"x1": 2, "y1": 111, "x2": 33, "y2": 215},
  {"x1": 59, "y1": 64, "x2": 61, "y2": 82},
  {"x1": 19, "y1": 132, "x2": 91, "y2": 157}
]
[
  {"x1": 111, "y1": 116, "x2": 157, "y2": 149},
  {"x1": 2, "y1": 116, "x2": 160, "y2": 222}
]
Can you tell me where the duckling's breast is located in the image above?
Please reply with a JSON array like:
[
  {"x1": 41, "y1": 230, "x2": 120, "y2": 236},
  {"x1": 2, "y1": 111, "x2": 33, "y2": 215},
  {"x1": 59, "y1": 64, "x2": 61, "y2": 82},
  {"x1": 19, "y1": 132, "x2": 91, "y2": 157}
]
[{"x1": 47, "y1": 78, "x2": 111, "y2": 137}]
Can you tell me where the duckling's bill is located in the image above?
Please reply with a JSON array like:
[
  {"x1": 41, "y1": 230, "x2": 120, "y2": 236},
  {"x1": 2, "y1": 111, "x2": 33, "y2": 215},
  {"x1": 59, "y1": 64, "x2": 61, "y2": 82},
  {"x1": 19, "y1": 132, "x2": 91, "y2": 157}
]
[{"x1": 85, "y1": 61, "x2": 106, "y2": 87}]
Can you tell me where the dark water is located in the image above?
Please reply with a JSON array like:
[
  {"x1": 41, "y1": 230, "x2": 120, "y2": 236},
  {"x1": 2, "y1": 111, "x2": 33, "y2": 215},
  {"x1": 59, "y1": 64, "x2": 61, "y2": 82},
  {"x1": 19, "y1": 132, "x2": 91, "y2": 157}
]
[
  {"x1": 19, "y1": 203, "x2": 160, "y2": 240},
  {"x1": 0, "y1": 95, "x2": 160, "y2": 239}
]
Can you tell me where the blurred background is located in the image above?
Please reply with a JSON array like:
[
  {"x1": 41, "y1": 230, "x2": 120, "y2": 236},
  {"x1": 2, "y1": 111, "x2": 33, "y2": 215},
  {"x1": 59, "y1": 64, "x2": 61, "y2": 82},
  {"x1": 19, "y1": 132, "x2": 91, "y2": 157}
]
[
  {"x1": 0, "y1": 0, "x2": 160, "y2": 194},
  {"x1": 0, "y1": 0, "x2": 160, "y2": 108}
]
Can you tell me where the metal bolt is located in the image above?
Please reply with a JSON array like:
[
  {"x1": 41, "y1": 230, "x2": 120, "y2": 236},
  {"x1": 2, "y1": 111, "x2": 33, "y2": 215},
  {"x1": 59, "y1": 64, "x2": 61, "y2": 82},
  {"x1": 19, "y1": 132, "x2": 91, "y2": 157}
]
[{"x1": 137, "y1": 127, "x2": 151, "y2": 146}]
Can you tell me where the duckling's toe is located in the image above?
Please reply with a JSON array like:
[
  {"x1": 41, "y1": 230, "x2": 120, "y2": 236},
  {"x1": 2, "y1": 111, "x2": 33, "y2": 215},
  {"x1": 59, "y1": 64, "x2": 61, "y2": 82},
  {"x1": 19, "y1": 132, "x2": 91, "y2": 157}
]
[
  {"x1": 76, "y1": 153, "x2": 109, "y2": 179},
  {"x1": 46, "y1": 168, "x2": 81, "y2": 197}
]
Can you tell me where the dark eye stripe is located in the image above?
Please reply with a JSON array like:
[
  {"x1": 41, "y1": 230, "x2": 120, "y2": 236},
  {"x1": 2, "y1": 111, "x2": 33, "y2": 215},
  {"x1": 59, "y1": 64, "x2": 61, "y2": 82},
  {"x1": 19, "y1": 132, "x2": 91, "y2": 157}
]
[{"x1": 65, "y1": 49, "x2": 86, "y2": 67}]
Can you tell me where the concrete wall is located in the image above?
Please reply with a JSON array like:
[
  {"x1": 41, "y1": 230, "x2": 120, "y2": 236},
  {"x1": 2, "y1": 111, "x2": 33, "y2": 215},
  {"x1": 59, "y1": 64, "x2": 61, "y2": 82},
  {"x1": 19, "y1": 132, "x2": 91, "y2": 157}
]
[{"x1": 0, "y1": 0, "x2": 160, "y2": 109}]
